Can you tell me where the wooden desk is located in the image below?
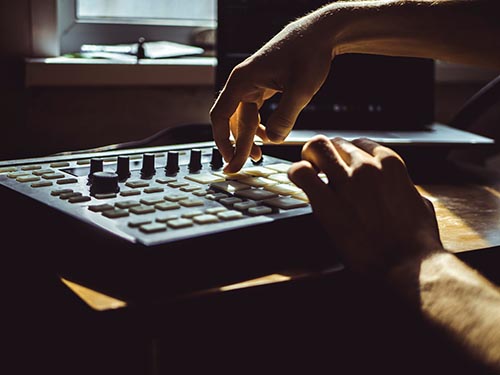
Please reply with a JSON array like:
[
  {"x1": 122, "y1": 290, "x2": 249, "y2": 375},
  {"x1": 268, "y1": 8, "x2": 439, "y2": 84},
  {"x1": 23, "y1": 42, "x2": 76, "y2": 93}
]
[
  {"x1": 418, "y1": 183, "x2": 500, "y2": 252},
  {"x1": 64, "y1": 182, "x2": 500, "y2": 311}
]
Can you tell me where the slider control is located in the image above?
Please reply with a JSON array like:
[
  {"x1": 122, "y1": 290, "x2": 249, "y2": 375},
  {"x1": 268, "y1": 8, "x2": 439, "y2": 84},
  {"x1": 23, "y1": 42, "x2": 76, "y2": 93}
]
[
  {"x1": 210, "y1": 147, "x2": 223, "y2": 170},
  {"x1": 88, "y1": 158, "x2": 104, "y2": 185},
  {"x1": 141, "y1": 153, "x2": 156, "y2": 178},
  {"x1": 116, "y1": 156, "x2": 131, "y2": 180},
  {"x1": 89, "y1": 158, "x2": 103, "y2": 177},
  {"x1": 188, "y1": 149, "x2": 202, "y2": 173},
  {"x1": 165, "y1": 151, "x2": 179, "y2": 176}
]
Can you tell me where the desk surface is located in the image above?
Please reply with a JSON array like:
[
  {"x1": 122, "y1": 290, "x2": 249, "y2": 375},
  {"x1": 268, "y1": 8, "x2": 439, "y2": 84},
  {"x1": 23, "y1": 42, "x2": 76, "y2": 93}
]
[
  {"x1": 64, "y1": 181, "x2": 500, "y2": 311},
  {"x1": 418, "y1": 183, "x2": 500, "y2": 252}
]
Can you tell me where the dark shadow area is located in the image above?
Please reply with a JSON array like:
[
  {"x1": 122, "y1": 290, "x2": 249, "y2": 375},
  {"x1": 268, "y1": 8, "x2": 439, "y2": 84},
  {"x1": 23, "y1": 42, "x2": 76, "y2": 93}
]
[{"x1": 6, "y1": 265, "x2": 494, "y2": 375}]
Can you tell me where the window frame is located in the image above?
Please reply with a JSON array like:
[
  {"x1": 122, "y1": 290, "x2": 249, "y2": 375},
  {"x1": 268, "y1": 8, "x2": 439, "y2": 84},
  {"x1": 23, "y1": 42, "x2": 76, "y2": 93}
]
[{"x1": 33, "y1": 0, "x2": 216, "y2": 56}]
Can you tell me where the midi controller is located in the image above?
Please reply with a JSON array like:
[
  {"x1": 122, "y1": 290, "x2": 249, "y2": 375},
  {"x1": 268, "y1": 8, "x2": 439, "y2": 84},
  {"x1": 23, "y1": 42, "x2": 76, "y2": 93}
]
[{"x1": 0, "y1": 141, "x2": 337, "y2": 301}]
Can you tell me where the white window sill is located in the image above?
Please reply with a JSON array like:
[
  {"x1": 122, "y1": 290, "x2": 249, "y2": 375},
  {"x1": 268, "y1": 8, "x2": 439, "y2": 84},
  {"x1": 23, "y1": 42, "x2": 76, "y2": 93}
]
[
  {"x1": 25, "y1": 56, "x2": 216, "y2": 87},
  {"x1": 25, "y1": 57, "x2": 497, "y2": 88}
]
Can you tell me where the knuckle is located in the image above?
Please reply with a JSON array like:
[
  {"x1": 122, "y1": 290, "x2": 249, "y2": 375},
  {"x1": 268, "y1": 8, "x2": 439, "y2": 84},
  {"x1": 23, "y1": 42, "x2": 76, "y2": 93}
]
[
  {"x1": 229, "y1": 63, "x2": 248, "y2": 82},
  {"x1": 302, "y1": 135, "x2": 332, "y2": 157},
  {"x1": 352, "y1": 162, "x2": 380, "y2": 180},
  {"x1": 423, "y1": 196, "x2": 436, "y2": 213},
  {"x1": 209, "y1": 105, "x2": 218, "y2": 119},
  {"x1": 351, "y1": 137, "x2": 371, "y2": 146},
  {"x1": 380, "y1": 153, "x2": 406, "y2": 173},
  {"x1": 331, "y1": 136, "x2": 346, "y2": 145},
  {"x1": 209, "y1": 106, "x2": 225, "y2": 123}
]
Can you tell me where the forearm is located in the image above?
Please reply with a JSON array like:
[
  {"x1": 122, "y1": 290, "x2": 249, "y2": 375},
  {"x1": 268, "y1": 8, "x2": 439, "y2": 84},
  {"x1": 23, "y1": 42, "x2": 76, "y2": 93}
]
[
  {"x1": 297, "y1": 0, "x2": 500, "y2": 68},
  {"x1": 389, "y1": 251, "x2": 500, "y2": 371}
]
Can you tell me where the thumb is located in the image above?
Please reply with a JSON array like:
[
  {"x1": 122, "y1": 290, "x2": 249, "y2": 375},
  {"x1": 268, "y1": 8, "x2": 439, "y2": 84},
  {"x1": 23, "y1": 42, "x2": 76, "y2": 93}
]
[{"x1": 266, "y1": 84, "x2": 312, "y2": 143}]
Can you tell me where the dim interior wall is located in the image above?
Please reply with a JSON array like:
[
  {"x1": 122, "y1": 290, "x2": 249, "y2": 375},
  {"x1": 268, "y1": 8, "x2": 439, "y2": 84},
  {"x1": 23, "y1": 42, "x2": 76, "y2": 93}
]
[
  {"x1": 435, "y1": 82, "x2": 486, "y2": 125},
  {"x1": 0, "y1": 59, "x2": 28, "y2": 160},
  {"x1": 21, "y1": 85, "x2": 214, "y2": 158},
  {"x1": 0, "y1": 80, "x2": 490, "y2": 161}
]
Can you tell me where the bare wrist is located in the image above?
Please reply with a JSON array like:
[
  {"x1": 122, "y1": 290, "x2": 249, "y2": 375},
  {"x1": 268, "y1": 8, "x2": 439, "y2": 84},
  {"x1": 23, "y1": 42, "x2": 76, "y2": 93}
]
[
  {"x1": 309, "y1": 1, "x2": 401, "y2": 57},
  {"x1": 384, "y1": 249, "x2": 451, "y2": 301}
]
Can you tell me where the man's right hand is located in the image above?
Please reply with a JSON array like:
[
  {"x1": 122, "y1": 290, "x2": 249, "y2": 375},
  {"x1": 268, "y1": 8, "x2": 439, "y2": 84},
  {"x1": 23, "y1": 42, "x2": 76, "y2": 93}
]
[{"x1": 210, "y1": 11, "x2": 335, "y2": 173}]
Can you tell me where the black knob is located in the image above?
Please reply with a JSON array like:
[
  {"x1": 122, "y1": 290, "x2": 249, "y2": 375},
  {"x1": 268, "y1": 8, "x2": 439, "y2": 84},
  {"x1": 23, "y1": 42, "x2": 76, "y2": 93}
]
[
  {"x1": 251, "y1": 156, "x2": 264, "y2": 165},
  {"x1": 141, "y1": 153, "x2": 156, "y2": 178},
  {"x1": 116, "y1": 156, "x2": 130, "y2": 180},
  {"x1": 210, "y1": 147, "x2": 224, "y2": 170},
  {"x1": 90, "y1": 171, "x2": 120, "y2": 195},
  {"x1": 165, "y1": 151, "x2": 180, "y2": 176},
  {"x1": 89, "y1": 158, "x2": 103, "y2": 177},
  {"x1": 189, "y1": 149, "x2": 202, "y2": 173}
]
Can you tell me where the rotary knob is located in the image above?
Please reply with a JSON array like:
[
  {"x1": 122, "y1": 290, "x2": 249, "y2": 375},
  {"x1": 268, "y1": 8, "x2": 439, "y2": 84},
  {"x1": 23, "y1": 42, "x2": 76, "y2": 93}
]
[
  {"x1": 90, "y1": 171, "x2": 120, "y2": 196},
  {"x1": 116, "y1": 156, "x2": 131, "y2": 180},
  {"x1": 141, "y1": 153, "x2": 156, "y2": 178},
  {"x1": 210, "y1": 147, "x2": 223, "y2": 170},
  {"x1": 188, "y1": 149, "x2": 202, "y2": 173},
  {"x1": 165, "y1": 151, "x2": 180, "y2": 176}
]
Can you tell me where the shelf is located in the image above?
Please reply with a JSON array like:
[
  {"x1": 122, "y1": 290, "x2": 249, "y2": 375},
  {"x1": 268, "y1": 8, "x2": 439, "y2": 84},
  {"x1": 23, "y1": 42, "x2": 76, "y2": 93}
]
[{"x1": 25, "y1": 56, "x2": 216, "y2": 87}]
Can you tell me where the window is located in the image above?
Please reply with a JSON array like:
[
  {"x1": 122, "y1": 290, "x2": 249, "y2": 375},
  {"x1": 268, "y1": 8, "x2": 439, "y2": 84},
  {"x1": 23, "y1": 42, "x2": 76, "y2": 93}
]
[
  {"x1": 27, "y1": 0, "x2": 217, "y2": 87},
  {"x1": 58, "y1": 0, "x2": 217, "y2": 55},
  {"x1": 77, "y1": 0, "x2": 216, "y2": 25}
]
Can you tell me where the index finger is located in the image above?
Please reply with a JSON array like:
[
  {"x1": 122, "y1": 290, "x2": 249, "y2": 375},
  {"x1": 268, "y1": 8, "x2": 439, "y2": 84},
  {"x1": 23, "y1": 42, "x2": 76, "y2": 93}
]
[
  {"x1": 210, "y1": 87, "x2": 241, "y2": 163},
  {"x1": 227, "y1": 102, "x2": 260, "y2": 172}
]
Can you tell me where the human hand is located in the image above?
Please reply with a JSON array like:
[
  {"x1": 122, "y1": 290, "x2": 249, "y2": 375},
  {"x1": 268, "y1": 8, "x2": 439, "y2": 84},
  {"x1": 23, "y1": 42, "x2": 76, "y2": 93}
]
[
  {"x1": 210, "y1": 14, "x2": 334, "y2": 173},
  {"x1": 288, "y1": 135, "x2": 444, "y2": 277}
]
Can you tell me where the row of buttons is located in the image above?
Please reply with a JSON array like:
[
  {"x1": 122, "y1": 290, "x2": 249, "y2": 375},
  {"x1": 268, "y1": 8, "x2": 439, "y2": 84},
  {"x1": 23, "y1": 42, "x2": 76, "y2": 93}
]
[
  {"x1": 84, "y1": 163, "x2": 309, "y2": 235},
  {"x1": 2, "y1": 157, "x2": 314, "y2": 238},
  {"x1": 88, "y1": 189, "x2": 283, "y2": 234}
]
